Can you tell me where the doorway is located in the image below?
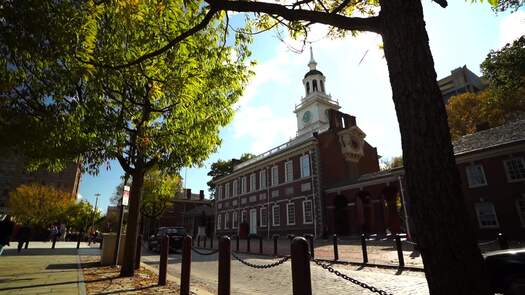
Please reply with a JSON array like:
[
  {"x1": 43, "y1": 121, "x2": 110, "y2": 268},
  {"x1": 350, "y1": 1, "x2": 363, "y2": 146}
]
[{"x1": 334, "y1": 195, "x2": 350, "y2": 235}]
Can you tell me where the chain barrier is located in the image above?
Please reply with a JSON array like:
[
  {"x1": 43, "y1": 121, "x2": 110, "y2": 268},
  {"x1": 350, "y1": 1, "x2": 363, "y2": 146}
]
[
  {"x1": 402, "y1": 240, "x2": 418, "y2": 246},
  {"x1": 231, "y1": 252, "x2": 290, "y2": 269},
  {"x1": 478, "y1": 240, "x2": 498, "y2": 246},
  {"x1": 191, "y1": 247, "x2": 219, "y2": 256},
  {"x1": 311, "y1": 259, "x2": 394, "y2": 295}
]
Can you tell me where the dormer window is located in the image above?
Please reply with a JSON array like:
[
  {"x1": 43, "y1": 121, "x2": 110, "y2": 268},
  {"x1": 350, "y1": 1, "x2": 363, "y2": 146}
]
[{"x1": 313, "y1": 80, "x2": 318, "y2": 92}]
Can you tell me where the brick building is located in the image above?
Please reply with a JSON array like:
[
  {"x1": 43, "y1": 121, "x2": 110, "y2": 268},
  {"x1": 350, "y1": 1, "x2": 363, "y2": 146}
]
[
  {"x1": 155, "y1": 189, "x2": 214, "y2": 238},
  {"x1": 214, "y1": 52, "x2": 525, "y2": 240},
  {"x1": 0, "y1": 153, "x2": 81, "y2": 214}
]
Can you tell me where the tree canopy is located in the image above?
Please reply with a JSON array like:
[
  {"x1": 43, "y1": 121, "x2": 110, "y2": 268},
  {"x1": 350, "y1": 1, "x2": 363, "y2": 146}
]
[
  {"x1": 141, "y1": 169, "x2": 182, "y2": 220},
  {"x1": 0, "y1": 0, "x2": 253, "y2": 276},
  {"x1": 8, "y1": 183, "x2": 74, "y2": 228},
  {"x1": 67, "y1": 200, "x2": 101, "y2": 233},
  {"x1": 447, "y1": 37, "x2": 525, "y2": 140}
]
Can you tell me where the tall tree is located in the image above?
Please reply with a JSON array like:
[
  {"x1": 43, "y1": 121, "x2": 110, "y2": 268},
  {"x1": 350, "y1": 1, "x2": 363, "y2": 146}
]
[
  {"x1": 446, "y1": 91, "x2": 505, "y2": 140},
  {"x1": 207, "y1": 153, "x2": 255, "y2": 197},
  {"x1": 0, "y1": 0, "x2": 252, "y2": 277},
  {"x1": 141, "y1": 169, "x2": 181, "y2": 221},
  {"x1": 92, "y1": 0, "x2": 523, "y2": 293},
  {"x1": 481, "y1": 36, "x2": 525, "y2": 119},
  {"x1": 8, "y1": 183, "x2": 74, "y2": 228}
]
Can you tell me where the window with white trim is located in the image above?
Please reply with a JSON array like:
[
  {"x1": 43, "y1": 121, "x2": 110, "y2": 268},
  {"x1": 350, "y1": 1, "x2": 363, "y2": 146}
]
[
  {"x1": 271, "y1": 166, "x2": 279, "y2": 186},
  {"x1": 504, "y1": 158, "x2": 525, "y2": 182},
  {"x1": 241, "y1": 210, "x2": 247, "y2": 224},
  {"x1": 272, "y1": 205, "x2": 280, "y2": 226},
  {"x1": 217, "y1": 214, "x2": 222, "y2": 230},
  {"x1": 217, "y1": 185, "x2": 223, "y2": 200},
  {"x1": 241, "y1": 176, "x2": 247, "y2": 194},
  {"x1": 225, "y1": 183, "x2": 230, "y2": 199},
  {"x1": 475, "y1": 202, "x2": 499, "y2": 228},
  {"x1": 260, "y1": 169, "x2": 267, "y2": 189},
  {"x1": 250, "y1": 173, "x2": 256, "y2": 192},
  {"x1": 260, "y1": 207, "x2": 267, "y2": 227},
  {"x1": 233, "y1": 180, "x2": 238, "y2": 196},
  {"x1": 465, "y1": 164, "x2": 487, "y2": 188},
  {"x1": 300, "y1": 154, "x2": 311, "y2": 178},
  {"x1": 232, "y1": 211, "x2": 238, "y2": 228},
  {"x1": 303, "y1": 200, "x2": 313, "y2": 224},
  {"x1": 224, "y1": 213, "x2": 229, "y2": 229},
  {"x1": 287, "y1": 203, "x2": 296, "y2": 225},
  {"x1": 517, "y1": 196, "x2": 525, "y2": 227},
  {"x1": 285, "y1": 161, "x2": 293, "y2": 183}
]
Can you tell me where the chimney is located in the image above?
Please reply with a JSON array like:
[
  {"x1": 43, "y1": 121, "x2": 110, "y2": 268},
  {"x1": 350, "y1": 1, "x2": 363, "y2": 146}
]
[
  {"x1": 475, "y1": 122, "x2": 490, "y2": 132},
  {"x1": 186, "y1": 188, "x2": 191, "y2": 199},
  {"x1": 199, "y1": 190, "x2": 204, "y2": 200}
]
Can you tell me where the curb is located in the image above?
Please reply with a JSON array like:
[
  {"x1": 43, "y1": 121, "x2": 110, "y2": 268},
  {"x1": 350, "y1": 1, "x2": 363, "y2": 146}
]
[{"x1": 76, "y1": 252, "x2": 88, "y2": 295}]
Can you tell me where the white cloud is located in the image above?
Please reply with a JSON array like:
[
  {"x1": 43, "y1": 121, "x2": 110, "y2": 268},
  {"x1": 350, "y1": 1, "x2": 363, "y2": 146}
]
[
  {"x1": 498, "y1": 11, "x2": 525, "y2": 47},
  {"x1": 77, "y1": 193, "x2": 83, "y2": 200}
]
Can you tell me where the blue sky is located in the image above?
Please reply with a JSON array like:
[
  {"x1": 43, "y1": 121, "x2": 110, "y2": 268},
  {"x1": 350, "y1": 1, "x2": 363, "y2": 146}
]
[{"x1": 79, "y1": 1, "x2": 524, "y2": 213}]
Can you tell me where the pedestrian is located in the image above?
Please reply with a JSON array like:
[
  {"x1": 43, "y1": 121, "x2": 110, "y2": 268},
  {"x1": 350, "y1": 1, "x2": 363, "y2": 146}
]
[
  {"x1": 17, "y1": 224, "x2": 31, "y2": 253},
  {"x1": 0, "y1": 215, "x2": 15, "y2": 256}
]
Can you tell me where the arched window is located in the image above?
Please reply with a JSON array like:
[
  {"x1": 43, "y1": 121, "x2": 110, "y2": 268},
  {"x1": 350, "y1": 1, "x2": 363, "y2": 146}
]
[
  {"x1": 312, "y1": 80, "x2": 318, "y2": 92},
  {"x1": 306, "y1": 82, "x2": 310, "y2": 94},
  {"x1": 320, "y1": 80, "x2": 325, "y2": 92}
]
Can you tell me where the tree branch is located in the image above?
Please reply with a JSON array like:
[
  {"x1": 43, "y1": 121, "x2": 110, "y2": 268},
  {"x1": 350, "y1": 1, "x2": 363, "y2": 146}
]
[
  {"x1": 206, "y1": 0, "x2": 382, "y2": 34},
  {"x1": 83, "y1": 7, "x2": 219, "y2": 69}
]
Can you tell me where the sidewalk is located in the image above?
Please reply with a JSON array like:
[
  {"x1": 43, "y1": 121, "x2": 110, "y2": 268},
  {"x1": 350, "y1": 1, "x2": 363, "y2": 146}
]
[{"x1": 0, "y1": 242, "x2": 98, "y2": 295}]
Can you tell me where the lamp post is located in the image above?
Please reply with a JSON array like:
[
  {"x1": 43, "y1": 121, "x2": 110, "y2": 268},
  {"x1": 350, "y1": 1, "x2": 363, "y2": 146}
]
[{"x1": 91, "y1": 193, "x2": 100, "y2": 233}]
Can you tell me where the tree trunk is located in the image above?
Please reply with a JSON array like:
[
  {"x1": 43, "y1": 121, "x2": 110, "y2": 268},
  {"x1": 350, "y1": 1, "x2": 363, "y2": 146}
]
[
  {"x1": 135, "y1": 214, "x2": 144, "y2": 270},
  {"x1": 120, "y1": 169, "x2": 145, "y2": 277},
  {"x1": 378, "y1": 0, "x2": 489, "y2": 294}
]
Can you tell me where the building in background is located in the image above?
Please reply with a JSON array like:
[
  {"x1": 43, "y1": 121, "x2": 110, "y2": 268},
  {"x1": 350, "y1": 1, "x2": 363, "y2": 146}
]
[
  {"x1": 438, "y1": 65, "x2": 487, "y2": 103},
  {"x1": 154, "y1": 188, "x2": 214, "y2": 238},
  {"x1": 214, "y1": 51, "x2": 525, "y2": 241},
  {"x1": 0, "y1": 153, "x2": 81, "y2": 215}
]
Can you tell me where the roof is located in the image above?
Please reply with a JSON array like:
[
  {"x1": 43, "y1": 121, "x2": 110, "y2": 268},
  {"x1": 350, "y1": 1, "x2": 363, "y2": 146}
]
[
  {"x1": 453, "y1": 119, "x2": 525, "y2": 155},
  {"x1": 304, "y1": 69, "x2": 323, "y2": 78}
]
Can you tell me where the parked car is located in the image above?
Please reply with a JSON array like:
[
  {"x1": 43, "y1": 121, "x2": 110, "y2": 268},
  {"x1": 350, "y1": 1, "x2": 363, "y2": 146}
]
[
  {"x1": 484, "y1": 247, "x2": 525, "y2": 295},
  {"x1": 148, "y1": 227, "x2": 186, "y2": 253}
]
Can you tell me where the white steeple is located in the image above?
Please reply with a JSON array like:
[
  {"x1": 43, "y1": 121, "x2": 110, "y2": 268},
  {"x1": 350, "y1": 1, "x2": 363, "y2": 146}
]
[
  {"x1": 308, "y1": 46, "x2": 317, "y2": 70},
  {"x1": 294, "y1": 48, "x2": 340, "y2": 138}
]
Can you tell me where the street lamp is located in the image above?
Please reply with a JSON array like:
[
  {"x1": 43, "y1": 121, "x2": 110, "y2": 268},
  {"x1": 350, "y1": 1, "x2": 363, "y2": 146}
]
[{"x1": 91, "y1": 193, "x2": 100, "y2": 233}]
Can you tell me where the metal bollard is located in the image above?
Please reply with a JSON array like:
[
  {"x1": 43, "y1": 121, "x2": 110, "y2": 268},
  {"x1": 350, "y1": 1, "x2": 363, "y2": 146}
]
[
  {"x1": 204, "y1": 236, "x2": 207, "y2": 248},
  {"x1": 218, "y1": 236, "x2": 231, "y2": 295},
  {"x1": 236, "y1": 235, "x2": 240, "y2": 252},
  {"x1": 197, "y1": 236, "x2": 201, "y2": 248},
  {"x1": 332, "y1": 234, "x2": 339, "y2": 261},
  {"x1": 211, "y1": 236, "x2": 214, "y2": 249},
  {"x1": 158, "y1": 235, "x2": 169, "y2": 286},
  {"x1": 259, "y1": 236, "x2": 263, "y2": 254},
  {"x1": 52, "y1": 235, "x2": 57, "y2": 249},
  {"x1": 395, "y1": 234, "x2": 405, "y2": 268},
  {"x1": 247, "y1": 236, "x2": 251, "y2": 253},
  {"x1": 497, "y1": 232, "x2": 509, "y2": 250},
  {"x1": 99, "y1": 237, "x2": 103, "y2": 249},
  {"x1": 361, "y1": 234, "x2": 368, "y2": 264},
  {"x1": 180, "y1": 236, "x2": 192, "y2": 295},
  {"x1": 305, "y1": 234, "x2": 314, "y2": 259},
  {"x1": 273, "y1": 234, "x2": 279, "y2": 256},
  {"x1": 290, "y1": 237, "x2": 312, "y2": 295}
]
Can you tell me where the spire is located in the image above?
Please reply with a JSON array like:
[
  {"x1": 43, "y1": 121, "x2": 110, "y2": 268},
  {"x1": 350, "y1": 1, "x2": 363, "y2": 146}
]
[{"x1": 308, "y1": 46, "x2": 317, "y2": 70}]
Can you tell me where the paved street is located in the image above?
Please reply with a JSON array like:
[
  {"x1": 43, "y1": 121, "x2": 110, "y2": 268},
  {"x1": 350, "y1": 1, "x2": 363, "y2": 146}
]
[{"x1": 142, "y1": 249, "x2": 429, "y2": 295}]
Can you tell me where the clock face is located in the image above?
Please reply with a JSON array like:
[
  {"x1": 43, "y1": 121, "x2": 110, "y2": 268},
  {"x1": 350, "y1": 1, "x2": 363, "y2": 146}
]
[{"x1": 303, "y1": 111, "x2": 312, "y2": 123}]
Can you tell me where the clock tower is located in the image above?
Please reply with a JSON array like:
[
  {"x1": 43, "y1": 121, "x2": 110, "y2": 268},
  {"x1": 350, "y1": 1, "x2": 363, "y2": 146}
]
[{"x1": 294, "y1": 47, "x2": 341, "y2": 138}]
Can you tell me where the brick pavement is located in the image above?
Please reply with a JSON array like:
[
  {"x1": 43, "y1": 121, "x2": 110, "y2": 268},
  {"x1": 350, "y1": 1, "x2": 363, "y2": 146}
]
[
  {"x1": 142, "y1": 249, "x2": 429, "y2": 295},
  {"x1": 0, "y1": 242, "x2": 97, "y2": 295}
]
